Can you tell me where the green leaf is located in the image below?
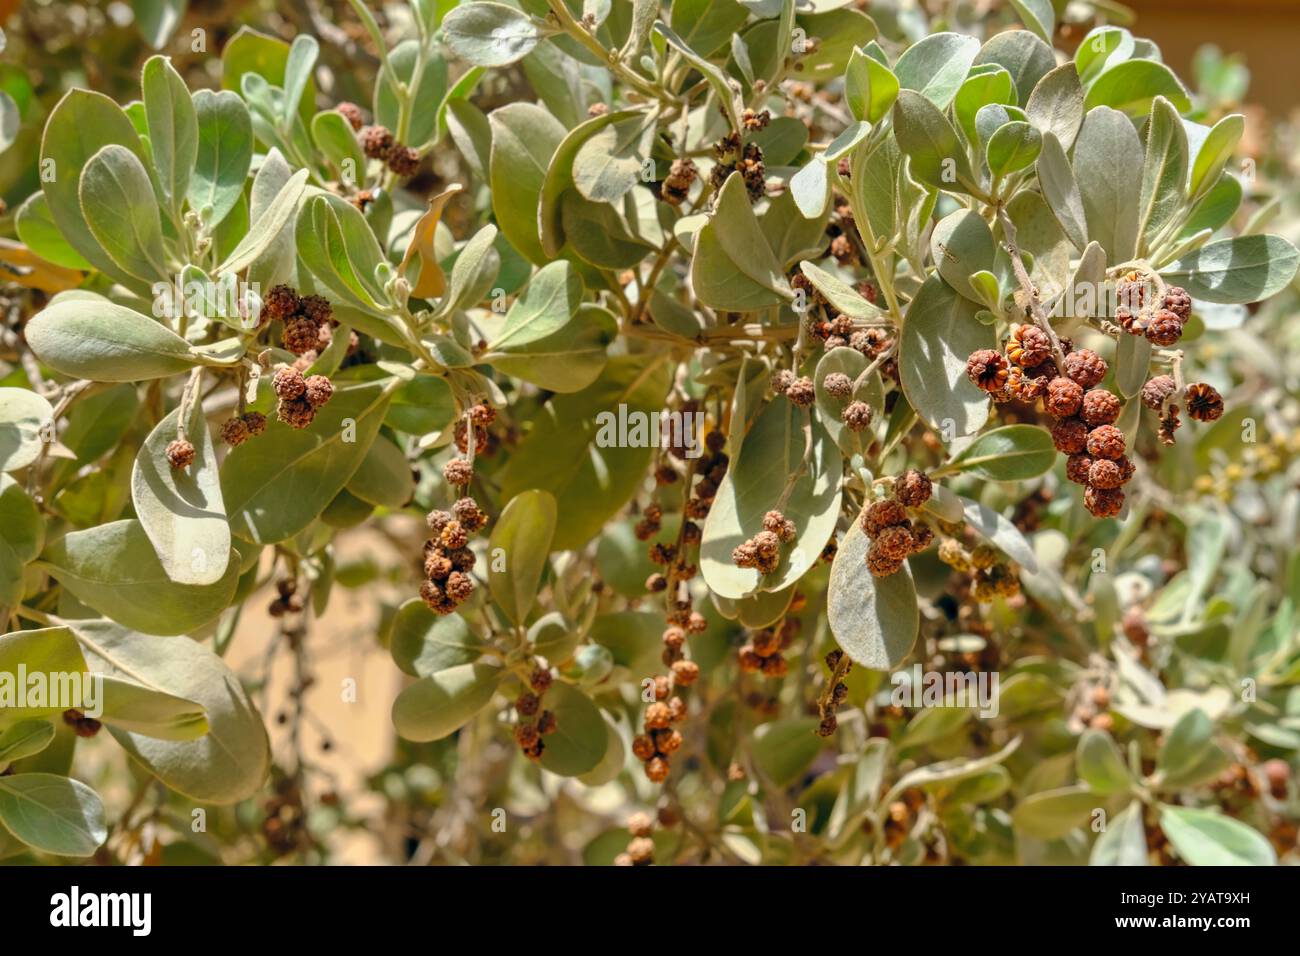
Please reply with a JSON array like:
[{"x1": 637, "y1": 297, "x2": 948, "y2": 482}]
[
  {"x1": 539, "y1": 108, "x2": 641, "y2": 257},
  {"x1": 311, "y1": 110, "x2": 366, "y2": 185},
  {"x1": 1157, "y1": 707, "x2": 1214, "y2": 782},
  {"x1": 221, "y1": 381, "x2": 392, "y2": 544},
  {"x1": 1074, "y1": 106, "x2": 1142, "y2": 262},
  {"x1": 892, "y1": 90, "x2": 975, "y2": 193},
  {"x1": 488, "y1": 102, "x2": 565, "y2": 265},
  {"x1": 899, "y1": 275, "x2": 994, "y2": 437},
  {"x1": 0, "y1": 774, "x2": 106, "y2": 857},
  {"x1": 814, "y1": 346, "x2": 883, "y2": 455},
  {"x1": 40, "y1": 519, "x2": 239, "y2": 635},
  {"x1": 949, "y1": 425, "x2": 1055, "y2": 481},
  {"x1": 954, "y1": 67, "x2": 1015, "y2": 148},
  {"x1": 499, "y1": 358, "x2": 672, "y2": 551},
  {"x1": 894, "y1": 32, "x2": 979, "y2": 109},
  {"x1": 1075, "y1": 27, "x2": 1135, "y2": 86},
  {"x1": 700, "y1": 399, "x2": 842, "y2": 599},
  {"x1": 1164, "y1": 234, "x2": 1300, "y2": 304},
  {"x1": 220, "y1": 26, "x2": 314, "y2": 126},
  {"x1": 488, "y1": 489, "x2": 557, "y2": 626},
  {"x1": 573, "y1": 116, "x2": 653, "y2": 204},
  {"x1": 1077, "y1": 729, "x2": 1133, "y2": 795},
  {"x1": 442, "y1": 2, "x2": 542, "y2": 67},
  {"x1": 0, "y1": 627, "x2": 87, "y2": 718},
  {"x1": 577, "y1": 716, "x2": 626, "y2": 786},
  {"x1": 1008, "y1": 0, "x2": 1054, "y2": 45},
  {"x1": 345, "y1": 434, "x2": 413, "y2": 508},
  {"x1": 1025, "y1": 63, "x2": 1085, "y2": 150},
  {"x1": 1084, "y1": 59, "x2": 1190, "y2": 118},
  {"x1": 134, "y1": 0, "x2": 186, "y2": 48},
  {"x1": 931, "y1": 209, "x2": 996, "y2": 304},
  {"x1": 0, "y1": 388, "x2": 53, "y2": 473},
  {"x1": 898, "y1": 707, "x2": 973, "y2": 751},
  {"x1": 670, "y1": 0, "x2": 749, "y2": 57},
  {"x1": 537, "y1": 681, "x2": 608, "y2": 777},
  {"x1": 0, "y1": 476, "x2": 42, "y2": 607},
  {"x1": 391, "y1": 662, "x2": 502, "y2": 742},
  {"x1": 15, "y1": 192, "x2": 91, "y2": 270},
  {"x1": 845, "y1": 46, "x2": 899, "y2": 123},
  {"x1": 559, "y1": 191, "x2": 655, "y2": 270},
  {"x1": 973, "y1": 29, "x2": 1056, "y2": 105},
  {"x1": 798, "y1": 261, "x2": 880, "y2": 320},
  {"x1": 188, "y1": 89, "x2": 252, "y2": 230},
  {"x1": 1159, "y1": 805, "x2": 1275, "y2": 866},
  {"x1": 1187, "y1": 113, "x2": 1244, "y2": 201},
  {"x1": 482, "y1": 261, "x2": 612, "y2": 392},
  {"x1": 1090, "y1": 801, "x2": 1147, "y2": 865},
  {"x1": 691, "y1": 173, "x2": 792, "y2": 310},
  {"x1": 390, "y1": 602, "x2": 484, "y2": 678},
  {"x1": 71, "y1": 618, "x2": 270, "y2": 802},
  {"x1": 217, "y1": 167, "x2": 308, "y2": 274},
  {"x1": 827, "y1": 519, "x2": 919, "y2": 669},
  {"x1": 40, "y1": 90, "x2": 154, "y2": 290},
  {"x1": 386, "y1": 374, "x2": 456, "y2": 435},
  {"x1": 752, "y1": 718, "x2": 822, "y2": 787},
  {"x1": 986, "y1": 121, "x2": 1041, "y2": 177},
  {"x1": 297, "y1": 194, "x2": 388, "y2": 309},
  {"x1": 1011, "y1": 785, "x2": 1099, "y2": 839},
  {"x1": 1036, "y1": 131, "x2": 1088, "y2": 251},
  {"x1": 0, "y1": 720, "x2": 55, "y2": 766},
  {"x1": 78, "y1": 143, "x2": 168, "y2": 283},
  {"x1": 95, "y1": 674, "x2": 207, "y2": 741},
  {"x1": 131, "y1": 398, "x2": 231, "y2": 586},
  {"x1": 1138, "y1": 97, "x2": 1188, "y2": 250},
  {"x1": 141, "y1": 55, "x2": 198, "y2": 217},
  {"x1": 25, "y1": 297, "x2": 198, "y2": 382}
]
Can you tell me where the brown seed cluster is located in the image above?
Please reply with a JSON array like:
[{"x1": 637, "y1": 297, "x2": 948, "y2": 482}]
[
  {"x1": 738, "y1": 617, "x2": 799, "y2": 678},
  {"x1": 614, "y1": 813, "x2": 657, "y2": 867},
  {"x1": 220, "y1": 411, "x2": 268, "y2": 447},
  {"x1": 454, "y1": 403, "x2": 496, "y2": 455},
  {"x1": 732, "y1": 509, "x2": 797, "y2": 576},
  {"x1": 265, "y1": 284, "x2": 337, "y2": 357},
  {"x1": 359, "y1": 123, "x2": 421, "y2": 178},
  {"x1": 815, "y1": 649, "x2": 852, "y2": 737},
  {"x1": 420, "y1": 497, "x2": 486, "y2": 615},
  {"x1": 1184, "y1": 382, "x2": 1224, "y2": 422},
  {"x1": 268, "y1": 577, "x2": 303, "y2": 618},
  {"x1": 165, "y1": 438, "x2": 195, "y2": 470},
  {"x1": 937, "y1": 538, "x2": 1020, "y2": 601},
  {"x1": 970, "y1": 336, "x2": 1137, "y2": 518},
  {"x1": 1115, "y1": 273, "x2": 1192, "y2": 346},
  {"x1": 710, "y1": 132, "x2": 766, "y2": 201},
  {"x1": 659, "y1": 158, "x2": 698, "y2": 206},
  {"x1": 272, "y1": 365, "x2": 335, "y2": 429},
  {"x1": 62, "y1": 708, "x2": 102, "y2": 738},
  {"x1": 633, "y1": 687, "x2": 689, "y2": 783},
  {"x1": 860, "y1": 475, "x2": 935, "y2": 578},
  {"x1": 514, "y1": 666, "x2": 558, "y2": 761}
]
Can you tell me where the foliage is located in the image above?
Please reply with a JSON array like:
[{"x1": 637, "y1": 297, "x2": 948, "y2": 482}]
[{"x1": 0, "y1": 0, "x2": 1297, "y2": 867}]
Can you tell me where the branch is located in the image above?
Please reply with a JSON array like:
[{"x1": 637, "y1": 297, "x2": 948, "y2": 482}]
[{"x1": 996, "y1": 204, "x2": 1066, "y2": 372}]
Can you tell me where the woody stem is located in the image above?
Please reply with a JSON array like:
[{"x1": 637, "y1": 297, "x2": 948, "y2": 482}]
[{"x1": 996, "y1": 204, "x2": 1067, "y2": 372}]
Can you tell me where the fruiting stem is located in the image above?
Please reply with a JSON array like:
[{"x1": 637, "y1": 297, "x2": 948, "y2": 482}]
[
  {"x1": 544, "y1": 1, "x2": 670, "y2": 105},
  {"x1": 996, "y1": 204, "x2": 1066, "y2": 371}
]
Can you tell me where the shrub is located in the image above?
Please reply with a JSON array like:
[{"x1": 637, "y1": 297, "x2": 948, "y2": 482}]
[{"x1": 0, "y1": 0, "x2": 1296, "y2": 866}]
